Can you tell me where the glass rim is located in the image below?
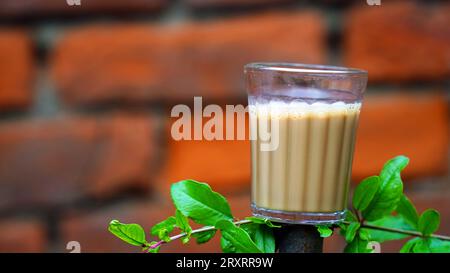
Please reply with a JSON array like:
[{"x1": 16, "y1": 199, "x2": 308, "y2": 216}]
[{"x1": 244, "y1": 62, "x2": 367, "y2": 76}]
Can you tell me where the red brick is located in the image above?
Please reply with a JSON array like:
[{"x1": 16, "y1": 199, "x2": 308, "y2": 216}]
[
  {"x1": 159, "y1": 108, "x2": 251, "y2": 195},
  {"x1": 160, "y1": 139, "x2": 251, "y2": 196},
  {"x1": 353, "y1": 93, "x2": 449, "y2": 181},
  {"x1": 186, "y1": 0, "x2": 294, "y2": 9},
  {"x1": 60, "y1": 194, "x2": 251, "y2": 253},
  {"x1": 323, "y1": 231, "x2": 346, "y2": 253},
  {"x1": 344, "y1": 2, "x2": 450, "y2": 82},
  {"x1": 0, "y1": 0, "x2": 167, "y2": 19},
  {"x1": 0, "y1": 218, "x2": 46, "y2": 253},
  {"x1": 87, "y1": 114, "x2": 158, "y2": 197},
  {"x1": 61, "y1": 200, "x2": 171, "y2": 253},
  {"x1": 0, "y1": 29, "x2": 34, "y2": 110},
  {"x1": 0, "y1": 113, "x2": 157, "y2": 211},
  {"x1": 50, "y1": 11, "x2": 326, "y2": 106}
]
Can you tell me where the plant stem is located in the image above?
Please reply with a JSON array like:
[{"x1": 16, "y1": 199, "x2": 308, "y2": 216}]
[
  {"x1": 353, "y1": 208, "x2": 361, "y2": 223},
  {"x1": 149, "y1": 219, "x2": 252, "y2": 249},
  {"x1": 343, "y1": 221, "x2": 450, "y2": 241}
]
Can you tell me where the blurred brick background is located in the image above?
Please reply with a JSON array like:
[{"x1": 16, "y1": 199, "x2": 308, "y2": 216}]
[{"x1": 0, "y1": 0, "x2": 449, "y2": 253}]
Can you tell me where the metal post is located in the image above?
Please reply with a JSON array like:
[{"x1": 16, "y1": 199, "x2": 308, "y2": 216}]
[{"x1": 275, "y1": 224, "x2": 323, "y2": 253}]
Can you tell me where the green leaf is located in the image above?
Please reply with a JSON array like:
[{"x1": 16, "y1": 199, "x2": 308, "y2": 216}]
[
  {"x1": 181, "y1": 236, "x2": 190, "y2": 244},
  {"x1": 220, "y1": 236, "x2": 236, "y2": 253},
  {"x1": 358, "y1": 229, "x2": 370, "y2": 241},
  {"x1": 146, "y1": 241, "x2": 161, "y2": 253},
  {"x1": 317, "y1": 225, "x2": 333, "y2": 238},
  {"x1": 362, "y1": 156, "x2": 409, "y2": 221},
  {"x1": 221, "y1": 222, "x2": 274, "y2": 253},
  {"x1": 339, "y1": 210, "x2": 357, "y2": 235},
  {"x1": 345, "y1": 222, "x2": 360, "y2": 243},
  {"x1": 241, "y1": 222, "x2": 258, "y2": 237},
  {"x1": 175, "y1": 210, "x2": 192, "y2": 244},
  {"x1": 344, "y1": 236, "x2": 371, "y2": 253},
  {"x1": 216, "y1": 220, "x2": 262, "y2": 253},
  {"x1": 253, "y1": 225, "x2": 275, "y2": 253},
  {"x1": 418, "y1": 209, "x2": 440, "y2": 236},
  {"x1": 151, "y1": 216, "x2": 176, "y2": 242},
  {"x1": 364, "y1": 215, "x2": 414, "y2": 242},
  {"x1": 192, "y1": 230, "x2": 216, "y2": 244},
  {"x1": 245, "y1": 216, "x2": 281, "y2": 228},
  {"x1": 108, "y1": 220, "x2": 147, "y2": 247},
  {"x1": 396, "y1": 195, "x2": 419, "y2": 229},
  {"x1": 338, "y1": 224, "x2": 347, "y2": 236},
  {"x1": 400, "y1": 237, "x2": 421, "y2": 253},
  {"x1": 428, "y1": 238, "x2": 450, "y2": 253},
  {"x1": 413, "y1": 238, "x2": 431, "y2": 253},
  {"x1": 171, "y1": 180, "x2": 233, "y2": 226},
  {"x1": 219, "y1": 223, "x2": 259, "y2": 253},
  {"x1": 353, "y1": 176, "x2": 380, "y2": 211},
  {"x1": 147, "y1": 248, "x2": 160, "y2": 253},
  {"x1": 401, "y1": 238, "x2": 448, "y2": 254},
  {"x1": 346, "y1": 210, "x2": 358, "y2": 222}
]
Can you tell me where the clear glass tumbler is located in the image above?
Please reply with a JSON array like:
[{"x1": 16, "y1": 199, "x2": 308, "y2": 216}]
[{"x1": 245, "y1": 63, "x2": 367, "y2": 224}]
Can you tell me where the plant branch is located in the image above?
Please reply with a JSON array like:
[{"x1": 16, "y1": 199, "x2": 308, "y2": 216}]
[
  {"x1": 343, "y1": 221, "x2": 450, "y2": 241},
  {"x1": 353, "y1": 208, "x2": 361, "y2": 223},
  {"x1": 148, "y1": 219, "x2": 252, "y2": 249},
  {"x1": 147, "y1": 218, "x2": 450, "y2": 250}
]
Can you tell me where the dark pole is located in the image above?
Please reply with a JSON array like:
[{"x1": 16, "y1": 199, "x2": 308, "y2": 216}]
[{"x1": 275, "y1": 224, "x2": 323, "y2": 253}]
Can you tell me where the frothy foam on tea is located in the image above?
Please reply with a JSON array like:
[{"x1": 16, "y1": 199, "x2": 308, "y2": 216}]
[{"x1": 249, "y1": 101, "x2": 361, "y2": 118}]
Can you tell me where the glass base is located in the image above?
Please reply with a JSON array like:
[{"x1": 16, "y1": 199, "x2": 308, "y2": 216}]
[{"x1": 251, "y1": 203, "x2": 346, "y2": 225}]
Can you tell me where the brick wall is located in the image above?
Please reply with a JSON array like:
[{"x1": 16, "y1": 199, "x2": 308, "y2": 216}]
[{"x1": 0, "y1": 0, "x2": 449, "y2": 253}]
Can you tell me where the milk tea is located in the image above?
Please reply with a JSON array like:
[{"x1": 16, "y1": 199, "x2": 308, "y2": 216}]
[{"x1": 250, "y1": 97, "x2": 361, "y2": 213}]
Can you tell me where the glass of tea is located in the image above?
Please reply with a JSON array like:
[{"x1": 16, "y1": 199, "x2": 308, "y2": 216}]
[{"x1": 246, "y1": 63, "x2": 367, "y2": 224}]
